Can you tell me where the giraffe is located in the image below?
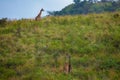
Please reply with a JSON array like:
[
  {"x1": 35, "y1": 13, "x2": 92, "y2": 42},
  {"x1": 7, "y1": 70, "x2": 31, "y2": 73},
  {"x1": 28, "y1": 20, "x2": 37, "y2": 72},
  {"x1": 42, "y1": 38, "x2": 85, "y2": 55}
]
[
  {"x1": 63, "y1": 54, "x2": 72, "y2": 74},
  {"x1": 35, "y1": 8, "x2": 44, "y2": 21}
]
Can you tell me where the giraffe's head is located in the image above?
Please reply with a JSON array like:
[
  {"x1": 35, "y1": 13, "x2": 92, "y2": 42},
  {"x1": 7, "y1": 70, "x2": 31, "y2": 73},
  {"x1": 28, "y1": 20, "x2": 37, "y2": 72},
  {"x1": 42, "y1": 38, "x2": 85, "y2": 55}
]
[{"x1": 41, "y1": 8, "x2": 44, "y2": 12}]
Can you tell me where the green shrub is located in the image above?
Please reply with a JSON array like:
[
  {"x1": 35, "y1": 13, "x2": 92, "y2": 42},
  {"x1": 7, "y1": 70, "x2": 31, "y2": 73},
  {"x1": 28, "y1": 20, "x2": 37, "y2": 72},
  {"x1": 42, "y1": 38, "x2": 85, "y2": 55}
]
[
  {"x1": 0, "y1": 18, "x2": 7, "y2": 27},
  {"x1": 99, "y1": 58, "x2": 120, "y2": 70}
]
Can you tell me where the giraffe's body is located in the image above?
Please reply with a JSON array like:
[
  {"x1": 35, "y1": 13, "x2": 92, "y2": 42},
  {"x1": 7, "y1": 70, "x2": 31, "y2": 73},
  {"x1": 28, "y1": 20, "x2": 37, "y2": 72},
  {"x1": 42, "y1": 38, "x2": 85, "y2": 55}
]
[
  {"x1": 63, "y1": 54, "x2": 71, "y2": 74},
  {"x1": 35, "y1": 8, "x2": 44, "y2": 21}
]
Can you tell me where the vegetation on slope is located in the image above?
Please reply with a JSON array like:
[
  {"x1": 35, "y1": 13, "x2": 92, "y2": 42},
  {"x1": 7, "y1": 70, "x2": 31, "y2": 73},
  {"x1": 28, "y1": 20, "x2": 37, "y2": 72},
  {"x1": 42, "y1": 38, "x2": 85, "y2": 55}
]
[
  {"x1": 0, "y1": 12, "x2": 120, "y2": 80},
  {"x1": 48, "y1": 0, "x2": 120, "y2": 16}
]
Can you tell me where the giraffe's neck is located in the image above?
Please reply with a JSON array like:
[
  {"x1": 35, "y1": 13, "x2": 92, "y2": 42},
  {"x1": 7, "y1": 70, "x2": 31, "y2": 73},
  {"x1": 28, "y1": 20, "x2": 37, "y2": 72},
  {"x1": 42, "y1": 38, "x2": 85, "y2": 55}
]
[
  {"x1": 66, "y1": 55, "x2": 71, "y2": 64},
  {"x1": 37, "y1": 10, "x2": 42, "y2": 17},
  {"x1": 68, "y1": 55, "x2": 71, "y2": 65}
]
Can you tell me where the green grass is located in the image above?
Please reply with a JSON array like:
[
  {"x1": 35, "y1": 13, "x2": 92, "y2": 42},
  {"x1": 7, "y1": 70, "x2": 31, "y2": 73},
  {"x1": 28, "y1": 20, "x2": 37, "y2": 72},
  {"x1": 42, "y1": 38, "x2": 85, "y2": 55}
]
[{"x1": 0, "y1": 12, "x2": 120, "y2": 80}]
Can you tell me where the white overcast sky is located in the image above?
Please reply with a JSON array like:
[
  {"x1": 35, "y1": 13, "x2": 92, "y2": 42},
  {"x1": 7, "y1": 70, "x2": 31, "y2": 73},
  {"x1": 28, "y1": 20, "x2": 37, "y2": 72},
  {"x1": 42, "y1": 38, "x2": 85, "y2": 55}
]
[{"x1": 0, "y1": 0, "x2": 73, "y2": 19}]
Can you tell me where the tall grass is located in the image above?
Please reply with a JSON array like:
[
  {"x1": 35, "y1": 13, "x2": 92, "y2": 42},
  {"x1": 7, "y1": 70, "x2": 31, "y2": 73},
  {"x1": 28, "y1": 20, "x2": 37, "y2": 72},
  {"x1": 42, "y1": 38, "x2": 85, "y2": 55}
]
[{"x1": 0, "y1": 12, "x2": 120, "y2": 80}]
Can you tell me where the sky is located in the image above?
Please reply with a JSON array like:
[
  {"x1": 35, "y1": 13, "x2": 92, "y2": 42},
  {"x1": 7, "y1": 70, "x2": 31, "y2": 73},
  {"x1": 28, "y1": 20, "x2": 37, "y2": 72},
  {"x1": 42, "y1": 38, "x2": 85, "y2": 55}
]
[{"x1": 0, "y1": 0, "x2": 73, "y2": 19}]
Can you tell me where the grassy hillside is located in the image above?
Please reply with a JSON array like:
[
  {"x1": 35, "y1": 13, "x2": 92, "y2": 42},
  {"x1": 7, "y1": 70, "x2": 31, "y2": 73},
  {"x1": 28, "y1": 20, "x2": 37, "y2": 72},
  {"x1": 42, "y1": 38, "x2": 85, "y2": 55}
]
[{"x1": 0, "y1": 12, "x2": 120, "y2": 80}]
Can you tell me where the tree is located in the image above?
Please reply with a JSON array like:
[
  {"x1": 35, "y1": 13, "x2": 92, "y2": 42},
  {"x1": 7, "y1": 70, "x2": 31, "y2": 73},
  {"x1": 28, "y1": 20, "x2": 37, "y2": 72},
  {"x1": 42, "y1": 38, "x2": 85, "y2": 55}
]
[
  {"x1": 73, "y1": 0, "x2": 81, "y2": 4},
  {"x1": 48, "y1": 0, "x2": 120, "y2": 16}
]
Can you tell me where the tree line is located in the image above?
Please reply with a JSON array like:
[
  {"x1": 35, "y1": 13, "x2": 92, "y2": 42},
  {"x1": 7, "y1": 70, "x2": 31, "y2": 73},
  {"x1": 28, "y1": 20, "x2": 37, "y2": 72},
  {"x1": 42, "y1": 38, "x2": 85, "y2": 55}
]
[{"x1": 48, "y1": 0, "x2": 120, "y2": 16}]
